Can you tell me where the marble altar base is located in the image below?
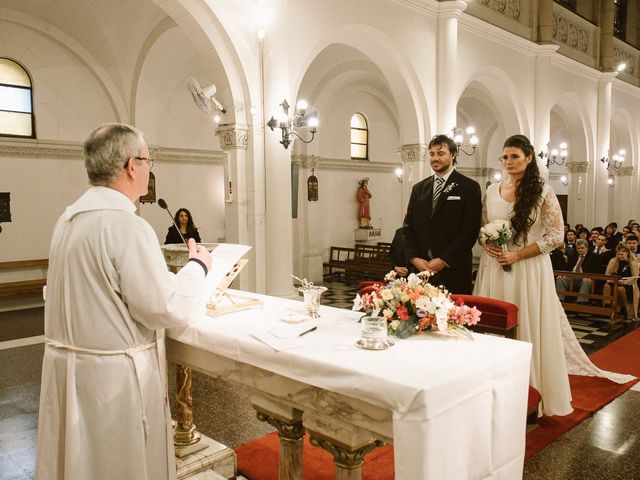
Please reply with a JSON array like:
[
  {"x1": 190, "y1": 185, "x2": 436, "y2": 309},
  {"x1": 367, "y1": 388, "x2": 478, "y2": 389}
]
[{"x1": 176, "y1": 434, "x2": 236, "y2": 480}]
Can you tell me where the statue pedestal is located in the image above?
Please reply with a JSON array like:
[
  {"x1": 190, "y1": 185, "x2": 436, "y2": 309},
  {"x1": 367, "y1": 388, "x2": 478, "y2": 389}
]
[
  {"x1": 354, "y1": 227, "x2": 382, "y2": 243},
  {"x1": 175, "y1": 434, "x2": 236, "y2": 479}
]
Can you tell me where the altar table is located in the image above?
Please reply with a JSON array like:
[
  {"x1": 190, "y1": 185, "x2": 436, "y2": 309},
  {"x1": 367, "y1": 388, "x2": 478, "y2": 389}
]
[{"x1": 166, "y1": 290, "x2": 532, "y2": 480}]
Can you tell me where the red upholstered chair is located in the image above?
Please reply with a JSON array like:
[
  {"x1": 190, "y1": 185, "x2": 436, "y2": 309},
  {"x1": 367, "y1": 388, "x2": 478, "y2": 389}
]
[
  {"x1": 451, "y1": 294, "x2": 540, "y2": 423},
  {"x1": 358, "y1": 281, "x2": 383, "y2": 296},
  {"x1": 451, "y1": 294, "x2": 519, "y2": 339}
]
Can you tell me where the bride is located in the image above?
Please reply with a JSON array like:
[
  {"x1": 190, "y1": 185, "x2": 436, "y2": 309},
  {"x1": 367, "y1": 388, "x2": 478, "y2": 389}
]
[{"x1": 474, "y1": 134, "x2": 634, "y2": 416}]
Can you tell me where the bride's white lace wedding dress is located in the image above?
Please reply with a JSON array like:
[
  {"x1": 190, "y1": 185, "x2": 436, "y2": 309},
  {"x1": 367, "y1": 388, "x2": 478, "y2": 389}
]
[{"x1": 474, "y1": 183, "x2": 635, "y2": 416}]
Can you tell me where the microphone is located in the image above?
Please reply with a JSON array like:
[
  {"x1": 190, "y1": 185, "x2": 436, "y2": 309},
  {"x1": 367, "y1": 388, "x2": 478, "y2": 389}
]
[{"x1": 158, "y1": 198, "x2": 189, "y2": 247}]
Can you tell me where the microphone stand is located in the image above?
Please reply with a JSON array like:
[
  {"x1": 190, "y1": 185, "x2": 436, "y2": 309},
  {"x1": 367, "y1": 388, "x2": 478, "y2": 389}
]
[{"x1": 157, "y1": 198, "x2": 189, "y2": 247}]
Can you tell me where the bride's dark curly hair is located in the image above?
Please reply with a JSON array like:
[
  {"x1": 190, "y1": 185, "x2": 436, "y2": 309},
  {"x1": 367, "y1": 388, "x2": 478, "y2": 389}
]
[{"x1": 503, "y1": 135, "x2": 544, "y2": 245}]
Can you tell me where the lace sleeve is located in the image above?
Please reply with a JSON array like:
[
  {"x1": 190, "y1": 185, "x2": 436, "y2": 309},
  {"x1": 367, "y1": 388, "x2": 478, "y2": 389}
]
[
  {"x1": 481, "y1": 189, "x2": 488, "y2": 226},
  {"x1": 536, "y1": 186, "x2": 564, "y2": 254}
]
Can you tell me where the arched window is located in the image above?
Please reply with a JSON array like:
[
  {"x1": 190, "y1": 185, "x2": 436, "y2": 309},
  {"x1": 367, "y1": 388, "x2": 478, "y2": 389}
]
[
  {"x1": 0, "y1": 58, "x2": 35, "y2": 138},
  {"x1": 350, "y1": 113, "x2": 368, "y2": 160}
]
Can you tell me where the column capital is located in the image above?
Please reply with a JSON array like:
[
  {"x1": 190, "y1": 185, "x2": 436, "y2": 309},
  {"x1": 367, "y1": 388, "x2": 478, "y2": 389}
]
[
  {"x1": 437, "y1": 0, "x2": 467, "y2": 17},
  {"x1": 215, "y1": 124, "x2": 249, "y2": 150},
  {"x1": 566, "y1": 161, "x2": 590, "y2": 173},
  {"x1": 612, "y1": 166, "x2": 633, "y2": 177},
  {"x1": 399, "y1": 144, "x2": 427, "y2": 164},
  {"x1": 291, "y1": 154, "x2": 318, "y2": 168}
]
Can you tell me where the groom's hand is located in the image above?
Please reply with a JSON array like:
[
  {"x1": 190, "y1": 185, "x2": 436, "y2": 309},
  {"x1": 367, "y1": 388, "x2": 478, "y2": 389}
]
[
  {"x1": 411, "y1": 257, "x2": 430, "y2": 273},
  {"x1": 426, "y1": 258, "x2": 446, "y2": 273}
]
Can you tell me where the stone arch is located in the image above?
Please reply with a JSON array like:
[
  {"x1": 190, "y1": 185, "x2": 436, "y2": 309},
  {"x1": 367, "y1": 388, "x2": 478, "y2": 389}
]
[
  {"x1": 611, "y1": 108, "x2": 636, "y2": 168},
  {"x1": 553, "y1": 92, "x2": 594, "y2": 167},
  {"x1": 293, "y1": 24, "x2": 429, "y2": 145}
]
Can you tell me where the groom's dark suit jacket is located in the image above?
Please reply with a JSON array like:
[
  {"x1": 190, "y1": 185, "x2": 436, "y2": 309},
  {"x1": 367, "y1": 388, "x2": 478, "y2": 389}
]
[{"x1": 403, "y1": 169, "x2": 482, "y2": 294}]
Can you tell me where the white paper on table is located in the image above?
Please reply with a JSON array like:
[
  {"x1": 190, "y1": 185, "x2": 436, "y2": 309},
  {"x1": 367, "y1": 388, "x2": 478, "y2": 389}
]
[
  {"x1": 251, "y1": 324, "x2": 348, "y2": 351},
  {"x1": 199, "y1": 243, "x2": 252, "y2": 307}
]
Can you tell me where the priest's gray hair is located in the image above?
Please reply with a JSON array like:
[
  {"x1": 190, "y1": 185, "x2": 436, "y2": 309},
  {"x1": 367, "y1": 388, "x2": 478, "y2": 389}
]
[{"x1": 83, "y1": 123, "x2": 145, "y2": 185}]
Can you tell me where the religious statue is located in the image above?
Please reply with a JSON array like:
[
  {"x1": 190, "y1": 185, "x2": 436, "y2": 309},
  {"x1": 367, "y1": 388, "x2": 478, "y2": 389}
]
[{"x1": 357, "y1": 178, "x2": 372, "y2": 228}]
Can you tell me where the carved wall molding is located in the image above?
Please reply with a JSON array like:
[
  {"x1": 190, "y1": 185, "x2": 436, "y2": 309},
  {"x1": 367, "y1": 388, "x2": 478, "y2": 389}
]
[
  {"x1": 292, "y1": 156, "x2": 400, "y2": 174},
  {"x1": 613, "y1": 46, "x2": 636, "y2": 75},
  {"x1": 612, "y1": 166, "x2": 633, "y2": 177},
  {"x1": 566, "y1": 161, "x2": 589, "y2": 173},
  {"x1": 0, "y1": 139, "x2": 224, "y2": 165},
  {"x1": 398, "y1": 144, "x2": 427, "y2": 164},
  {"x1": 552, "y1": 13, "x2": 589, "y2": 54},
  {"x1": 479, "y1": 0, "x2": 521, "y2": 20},
  {"x1": 215, "y1": 124, "x2": 249, "y2": 150}
]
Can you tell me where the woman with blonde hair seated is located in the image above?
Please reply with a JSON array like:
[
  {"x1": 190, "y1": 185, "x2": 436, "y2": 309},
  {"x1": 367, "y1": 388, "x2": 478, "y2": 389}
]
[{"x1": 603, "y1": 243, "x2": 639, "y2": 321}]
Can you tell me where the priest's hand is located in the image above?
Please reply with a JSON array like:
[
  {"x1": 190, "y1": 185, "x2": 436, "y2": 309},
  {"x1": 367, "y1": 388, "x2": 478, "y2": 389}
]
[{"x1": 188, "y1": 238, "x2": 212, "y2": 273}]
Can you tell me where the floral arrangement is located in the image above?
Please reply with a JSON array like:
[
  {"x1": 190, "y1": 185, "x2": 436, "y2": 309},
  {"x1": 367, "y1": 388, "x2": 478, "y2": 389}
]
[
  {"x1": 352, "y1": 271, "x2": 481, "y2": 339},
  {"x1": 479, "y1": 219, "x2": 515, "y2": 272}
]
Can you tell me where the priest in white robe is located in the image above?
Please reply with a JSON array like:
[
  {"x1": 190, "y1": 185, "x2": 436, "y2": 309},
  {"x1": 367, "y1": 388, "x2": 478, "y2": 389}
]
[{"x1": 35, "y1": 123, "x2": 212, "y2": 480}]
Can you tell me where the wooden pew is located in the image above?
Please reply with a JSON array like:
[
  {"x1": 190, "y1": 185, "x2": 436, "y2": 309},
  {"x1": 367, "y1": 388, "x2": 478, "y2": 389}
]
[
  {"x1": 553, "y1": 270, "x2": 622, "y2": 326},
  {"x1": 0, "y1": 259, "x2": 48, "y2": 301}
]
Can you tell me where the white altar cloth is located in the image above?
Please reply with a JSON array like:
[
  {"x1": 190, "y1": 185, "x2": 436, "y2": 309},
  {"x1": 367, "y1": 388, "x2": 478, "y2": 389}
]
[{"x1": 168, "y1": 290, "x2": 532, "y2": 480}]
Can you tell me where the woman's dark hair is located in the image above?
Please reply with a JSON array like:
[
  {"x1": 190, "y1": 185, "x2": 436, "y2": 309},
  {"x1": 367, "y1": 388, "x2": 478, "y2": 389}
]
[
  {"x1": 503, "y1": 135, "x2": 544, "y2": 245},
  {"x1": 174, "y1": 208, "x2": 196, "y2": 232}
]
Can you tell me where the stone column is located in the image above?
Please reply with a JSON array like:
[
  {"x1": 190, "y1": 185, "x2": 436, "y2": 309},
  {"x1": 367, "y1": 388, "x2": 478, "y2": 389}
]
[
  {"x1": 436, "y1": 1, "x2": 466, "y2": 133},
  {"x1": 533, "y1": 44, "x2": 559, "y2": 181},
  {"x1": 399, "y1": 144, "x2": 427, "y2": 212},
  {"x1": 261, "y1": 0, "x2": 296, "y2": 297},
  {"x1": 600, "y1": 0, "x2": 615, "y2": 71},
  {"x1": 537, "y1": 0, "x2": 554, "y2": 43},
  {"x1": 591, "y1": 73, "x2": 616, "y2": 227},
  {"x1": 612, "y1": 166, "x2": 634, "y2": 223},
  {"x1": 565, "y1": 161, "x2": 589, "y2": 225},
  {"x1": 293, "y1": 154, "x2": 323, "y2": 283},
  {"x1": 215, "y1": 124, "x2": 251, "y2": 290},
  {"x1": 252, "y1": 397, "x2": 305, "y2": 480}
]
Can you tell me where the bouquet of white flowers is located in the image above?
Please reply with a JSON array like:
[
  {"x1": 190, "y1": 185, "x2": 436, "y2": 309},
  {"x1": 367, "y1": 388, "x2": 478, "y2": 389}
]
[{"x1": 479, "y1": 219, "x2": 515, "y2": 272}]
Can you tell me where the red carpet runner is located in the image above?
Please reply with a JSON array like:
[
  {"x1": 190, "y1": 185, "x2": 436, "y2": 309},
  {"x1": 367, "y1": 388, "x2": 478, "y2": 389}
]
[{"x1": 235, "y1": 328, "x2": 640, "y2": 479}]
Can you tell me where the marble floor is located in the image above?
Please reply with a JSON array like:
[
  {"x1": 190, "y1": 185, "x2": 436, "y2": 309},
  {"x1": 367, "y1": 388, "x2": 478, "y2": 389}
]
[{"x1": 1, "y1": 282, "x2": 640, "y2": 480}]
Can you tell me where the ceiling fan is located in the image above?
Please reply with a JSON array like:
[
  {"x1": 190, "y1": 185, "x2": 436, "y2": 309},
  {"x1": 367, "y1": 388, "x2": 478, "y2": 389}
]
[{"x1": 187, "y1": 77, "x2": 226, "y2": 115}]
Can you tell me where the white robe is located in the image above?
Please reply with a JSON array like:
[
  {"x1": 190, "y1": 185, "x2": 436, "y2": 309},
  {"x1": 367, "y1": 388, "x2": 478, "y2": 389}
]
[{"x1": 36, "y1": 187, "x2": 206, "y2": 480}]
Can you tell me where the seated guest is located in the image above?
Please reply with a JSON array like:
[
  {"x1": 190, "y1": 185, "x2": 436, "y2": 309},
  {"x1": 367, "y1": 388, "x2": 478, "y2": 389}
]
[
  {"x1": 577, "y1": 227, "x2": 590, "y2": 240},
  {"x1": 625, "y1": 234, "x2": 639, "y2": 259},
  {"x1": 389, "y1": 227, "x2": 409, "y2": 276},
  {"x1": 550, "y1": 245, "x2": 568, "y2": 271},
  {"x1": 590, "y1": 227, "x2": 603, "y2": 248},
  {"x1": 555, "y1": 239, "x2": 600, "y2": 304},
  {"x1": 565, "y1": 229, "x2": 578, "y2": 265},
  {"x1": 603, "y1": 244, "x2": 639, "y2": 321},
  {"x1": 593, "y1": 234, "x2": 615, "y2": 272},
  {"x1": 165, "y1": 207, "x2": 201, "y2": 244},
  {"x1": 605, "y1": 222, "x2": 623, "y2": 250}
]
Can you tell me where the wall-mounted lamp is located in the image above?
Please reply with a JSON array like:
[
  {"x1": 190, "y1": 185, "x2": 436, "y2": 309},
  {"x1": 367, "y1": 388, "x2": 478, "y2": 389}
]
[
  {"x1": 451, "y1": 125, "x2": 478, "y2": 155},
  {"x1": 607, "y1": 175, "x2": 615, "y2": 187},
  {"x1": 538, "y1": 142, "x2": 568, "y2": 168},
  {"x1": 394, "y1": 167, "x2": 404, "y2": 183},
  {"x1": 267, "y1": 99, "x2": 319, "y2": 149},
  {"x1": 616, "y1": 62, "x2": 627, "y2": 72},
  {"x1": 560, "y1": 175, "x2": 568, "y2": 186},
  {"x1": 493, "y1": 172, "x2": 502, "y2": 182},
  {"x1": 600, "y1": 149, "x2": 625, "y2": 171}
]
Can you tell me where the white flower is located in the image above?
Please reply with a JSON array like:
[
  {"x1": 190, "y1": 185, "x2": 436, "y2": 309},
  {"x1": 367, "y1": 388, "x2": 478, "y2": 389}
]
[
  {"x1": 390, "y1": 320, "x2": 400, "y2": 331},
  {"x1": 383, "y1": 308, "x2": 393, "y2": 318},
  {"x1": 352, "y1": 294, "x2": 363, "y2": 311},
  {"x1": 407, "y1": 273, "x2": 421, "y2": 287},
  {"x1": 415, "y1": 295, "x2": 432, "y2": 310},
  {"x1": 381, "y1": 289, "x2": 394, "y2": 301},
  {"x1": 384, "y1": 271, "x2": 397, "y2": 281}
]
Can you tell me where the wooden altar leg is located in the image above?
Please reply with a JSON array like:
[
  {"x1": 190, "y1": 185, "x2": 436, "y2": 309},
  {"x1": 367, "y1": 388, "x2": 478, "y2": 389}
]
[
  {"x1": 174, "y1": 364, "x2": 203, "y2": 450},
  {"x1": 253, "y1": 404, "x2": 304, "y2": 480}
]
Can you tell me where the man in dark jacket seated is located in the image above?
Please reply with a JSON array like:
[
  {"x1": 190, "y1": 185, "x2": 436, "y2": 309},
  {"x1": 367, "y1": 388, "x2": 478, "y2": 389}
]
[
  {"x1": 389, "y1": 227, "x2": 409, "y2": 277},
  {"x1": 555, "y1": 239, "x2": 600, "y2": 303}
]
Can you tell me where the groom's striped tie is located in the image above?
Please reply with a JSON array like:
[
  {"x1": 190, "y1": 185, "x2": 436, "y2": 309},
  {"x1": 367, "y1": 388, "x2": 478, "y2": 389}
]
[{"x1": 433, "y1": 176, "x2": 445, "y2": 207}]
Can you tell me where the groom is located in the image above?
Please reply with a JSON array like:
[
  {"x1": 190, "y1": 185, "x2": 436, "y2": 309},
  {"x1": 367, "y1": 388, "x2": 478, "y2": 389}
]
[{"x1": 403, "y1": 134, "x2": 482, "y2": 294}]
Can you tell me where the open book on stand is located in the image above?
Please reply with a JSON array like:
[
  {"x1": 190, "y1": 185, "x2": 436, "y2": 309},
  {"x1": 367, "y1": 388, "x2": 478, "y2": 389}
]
[{"x1": 202, "y1": 244, "x2": 262, "y2": 316}]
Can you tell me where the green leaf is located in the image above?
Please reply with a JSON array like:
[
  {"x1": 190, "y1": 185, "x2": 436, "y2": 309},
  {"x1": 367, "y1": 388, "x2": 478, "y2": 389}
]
[{"x1": 394, "y1": 318, "x2": 417, "y2": 339}]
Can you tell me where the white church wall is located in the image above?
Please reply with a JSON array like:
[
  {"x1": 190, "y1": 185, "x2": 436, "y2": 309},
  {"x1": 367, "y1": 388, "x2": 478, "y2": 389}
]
[{"x1": 0, "y1": 21, "x2": 116, "y2": 141}]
